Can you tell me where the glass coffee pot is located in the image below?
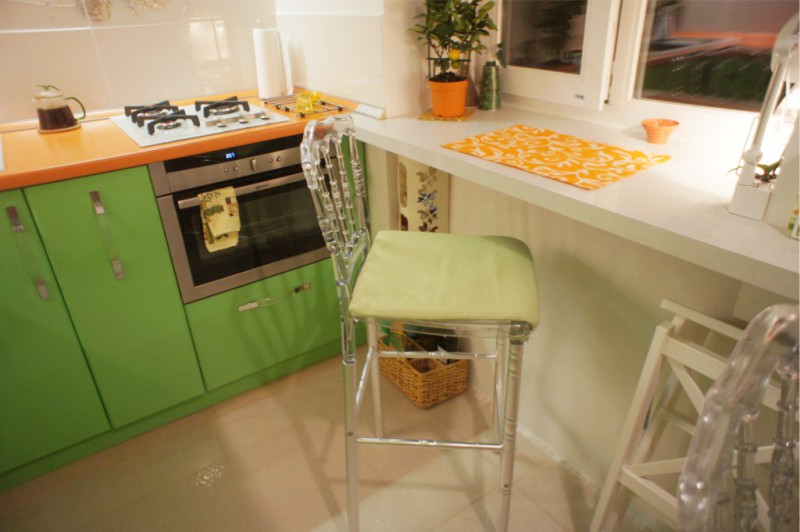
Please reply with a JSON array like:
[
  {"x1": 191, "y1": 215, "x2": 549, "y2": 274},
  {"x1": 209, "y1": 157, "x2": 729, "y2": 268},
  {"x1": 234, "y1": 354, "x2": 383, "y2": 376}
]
[{"x1": 34, "y1": 85, "x2": 86, "y2": 133}]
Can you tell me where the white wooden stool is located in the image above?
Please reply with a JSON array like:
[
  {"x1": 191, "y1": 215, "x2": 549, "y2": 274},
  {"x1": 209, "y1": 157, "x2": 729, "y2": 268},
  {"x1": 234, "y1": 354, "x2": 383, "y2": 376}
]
[{"x1": 590, "y1": 300, "x2": 789, "y2": 530}]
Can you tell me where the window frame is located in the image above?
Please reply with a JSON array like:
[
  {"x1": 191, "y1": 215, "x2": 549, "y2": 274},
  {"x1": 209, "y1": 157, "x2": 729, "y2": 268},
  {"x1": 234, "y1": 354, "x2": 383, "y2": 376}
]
[
  {"x1": 498, "y1": 0, "x2": 761, "y2": 145},
  {"x1": 500, "y1": 0, "x2": 622, "y2": 111}
]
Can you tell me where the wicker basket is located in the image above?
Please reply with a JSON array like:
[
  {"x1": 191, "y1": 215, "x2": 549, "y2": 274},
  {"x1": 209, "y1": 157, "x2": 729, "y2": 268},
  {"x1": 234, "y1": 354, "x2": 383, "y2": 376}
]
[{"x1": 378, "y1": 333, "x2": 468, "y2": 408}]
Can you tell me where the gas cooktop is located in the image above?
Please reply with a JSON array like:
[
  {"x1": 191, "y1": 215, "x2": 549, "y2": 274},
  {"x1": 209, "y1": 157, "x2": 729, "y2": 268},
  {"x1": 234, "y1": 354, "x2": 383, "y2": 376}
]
[{"x1": 110, "y1": 96, "x2": 290, "y2": 147}]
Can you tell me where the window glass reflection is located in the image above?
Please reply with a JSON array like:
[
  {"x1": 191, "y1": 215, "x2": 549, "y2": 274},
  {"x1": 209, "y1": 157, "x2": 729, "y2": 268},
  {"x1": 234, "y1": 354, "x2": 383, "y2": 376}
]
[
  {"x1": 503, "y1": 0, "x2": 588, "y2": 75},
  {"x1": 637, "y1": 0, "x2": 799, "y2": 111}
]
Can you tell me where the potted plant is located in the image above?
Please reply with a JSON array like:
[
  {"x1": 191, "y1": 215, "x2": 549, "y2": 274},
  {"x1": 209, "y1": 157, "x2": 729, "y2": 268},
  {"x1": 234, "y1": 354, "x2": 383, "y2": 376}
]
[{"x1": 412, "y1": 0, "x2": 498, "y2": 117}]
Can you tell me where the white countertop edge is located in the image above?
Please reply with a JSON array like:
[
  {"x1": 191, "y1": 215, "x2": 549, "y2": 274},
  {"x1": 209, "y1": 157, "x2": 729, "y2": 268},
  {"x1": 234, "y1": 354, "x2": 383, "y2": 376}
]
[{"x1": 352, "y1": 110, "x2": 799, "y2": 298}]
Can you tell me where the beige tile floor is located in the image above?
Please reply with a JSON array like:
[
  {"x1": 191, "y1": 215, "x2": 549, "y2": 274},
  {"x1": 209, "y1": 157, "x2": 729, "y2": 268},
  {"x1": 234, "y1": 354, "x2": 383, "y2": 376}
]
[{"x1": 0, "y1": 355, "x2": 612, "y2": 531}]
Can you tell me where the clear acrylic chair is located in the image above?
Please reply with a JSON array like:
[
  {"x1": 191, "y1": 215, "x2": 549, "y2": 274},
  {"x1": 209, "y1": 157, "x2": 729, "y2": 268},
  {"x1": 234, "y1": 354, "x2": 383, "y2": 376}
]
[
  {"x1": 300, "y1": 114, "x2": 540, "y2": 532},
  {"x1": 678, "y1": 303, "x2": 799, "y2": 532}
]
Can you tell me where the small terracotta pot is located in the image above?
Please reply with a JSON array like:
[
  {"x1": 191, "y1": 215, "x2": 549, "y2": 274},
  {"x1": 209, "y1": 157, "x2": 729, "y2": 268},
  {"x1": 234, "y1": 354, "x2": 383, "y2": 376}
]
[
  {"x1": 641, "y1": 118, "x2": 679, "y2": 144},
  {"x1": 429, "y1": 79, "x2": 468, "y2": 118}
]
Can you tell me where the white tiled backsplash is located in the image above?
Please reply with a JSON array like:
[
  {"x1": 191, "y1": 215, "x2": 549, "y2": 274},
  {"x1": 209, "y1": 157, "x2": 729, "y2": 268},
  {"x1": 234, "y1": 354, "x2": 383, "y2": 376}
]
[
  {"x1": 1, "y1": 0, "x2": 423, "y2": 124},
  {"x1": 0, "y1": 0, "x2": 275, "y2": 123}
]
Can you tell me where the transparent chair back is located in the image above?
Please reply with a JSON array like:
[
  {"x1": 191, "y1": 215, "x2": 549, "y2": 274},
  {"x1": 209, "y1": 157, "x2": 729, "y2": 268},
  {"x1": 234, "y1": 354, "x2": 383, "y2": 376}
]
[
  {"x1": 678, "y1": 303, "x2": 799, "y2": 531},
  {"x1": 301, "y1": 115, "x2": 370, "y2": 347}
]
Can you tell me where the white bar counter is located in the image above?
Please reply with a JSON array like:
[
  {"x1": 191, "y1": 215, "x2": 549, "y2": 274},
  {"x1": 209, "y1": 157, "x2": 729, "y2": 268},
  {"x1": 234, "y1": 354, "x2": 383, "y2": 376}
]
[{"x1": 353, "y1": 108, "x2": 799, "y2": 299}]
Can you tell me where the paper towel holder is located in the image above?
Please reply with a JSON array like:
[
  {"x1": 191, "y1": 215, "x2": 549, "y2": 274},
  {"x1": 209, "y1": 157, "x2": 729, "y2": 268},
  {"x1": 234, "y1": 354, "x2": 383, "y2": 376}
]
[{"x1": 253, "y1": 27, "x2": 293, "y2": 100}]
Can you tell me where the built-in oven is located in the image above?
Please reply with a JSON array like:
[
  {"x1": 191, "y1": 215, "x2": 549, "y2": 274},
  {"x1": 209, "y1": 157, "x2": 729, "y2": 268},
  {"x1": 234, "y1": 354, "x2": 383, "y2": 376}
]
[{"x1": 149, "y1": 134, "x2": 328, "y2": 303}]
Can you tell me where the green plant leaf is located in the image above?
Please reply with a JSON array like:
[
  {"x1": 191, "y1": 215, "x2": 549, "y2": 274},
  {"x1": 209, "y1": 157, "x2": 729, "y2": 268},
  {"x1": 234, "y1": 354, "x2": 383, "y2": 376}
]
[{"x1": 411, "y1": 0, "x2": 498, "y2": 80}]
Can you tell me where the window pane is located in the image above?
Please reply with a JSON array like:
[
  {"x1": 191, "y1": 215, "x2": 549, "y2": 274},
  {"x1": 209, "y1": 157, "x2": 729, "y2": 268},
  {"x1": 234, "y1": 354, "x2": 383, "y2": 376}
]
[
  {"x1": 504, "y1": 0, "x2": 588, "y2": 75},
  {"x1": 636, "y1": 0, "x2": 799, "y2": 111}
]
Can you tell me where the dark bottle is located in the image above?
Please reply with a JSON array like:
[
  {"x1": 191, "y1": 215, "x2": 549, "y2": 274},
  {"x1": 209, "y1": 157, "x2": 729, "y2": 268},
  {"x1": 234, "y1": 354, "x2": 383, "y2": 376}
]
[{"x1": 478, "y1": 61, "x2": 500, "y2": 111}]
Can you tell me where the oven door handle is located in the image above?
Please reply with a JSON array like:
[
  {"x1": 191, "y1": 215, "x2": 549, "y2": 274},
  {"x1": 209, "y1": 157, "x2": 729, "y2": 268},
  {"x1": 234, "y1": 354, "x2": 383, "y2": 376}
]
[
  {"x1": 238, "y1": 282, "x2": 311, "y2": 312},
  {"x1": 176, "y1": 172, "x2": 305, "y2": 210}
]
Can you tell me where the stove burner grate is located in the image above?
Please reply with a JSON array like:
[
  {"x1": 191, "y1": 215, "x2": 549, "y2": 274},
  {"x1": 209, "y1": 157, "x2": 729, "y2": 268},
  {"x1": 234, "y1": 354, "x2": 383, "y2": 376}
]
[
  {"x1": 125, "y1": 101, "x2": 180, "y2": 123},
  {"x1": 136, "y1": 110, "x2": 201, "y2": 136},
  {"x1": 195, "y1": 96, "x2": 250, "y2": 118}
]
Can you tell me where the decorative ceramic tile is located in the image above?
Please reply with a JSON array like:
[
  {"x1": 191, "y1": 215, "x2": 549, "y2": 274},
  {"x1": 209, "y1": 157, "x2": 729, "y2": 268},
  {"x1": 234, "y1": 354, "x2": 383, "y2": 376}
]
[{"x1": 398, "y1": 157, "x2": 450, "y2": 233}]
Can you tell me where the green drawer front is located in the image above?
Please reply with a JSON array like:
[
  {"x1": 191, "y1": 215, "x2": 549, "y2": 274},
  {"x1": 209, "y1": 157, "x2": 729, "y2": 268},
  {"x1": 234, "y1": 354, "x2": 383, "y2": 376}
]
[
  {"x1": 0, "y1": 190, "x2": 110, "y2": 472},
  {"x1": 24, "y1": 168, "x2": 205, "y2": 427},
  {"x1": 186, "y1": 259, "x2": 340, "y2": 389}
]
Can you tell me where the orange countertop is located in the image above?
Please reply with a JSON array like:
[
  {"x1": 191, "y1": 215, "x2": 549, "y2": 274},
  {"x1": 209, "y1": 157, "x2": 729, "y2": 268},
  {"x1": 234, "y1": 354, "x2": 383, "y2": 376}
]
[{"x1": 0, "y1": 92, "x2": 347, "y2": 191}]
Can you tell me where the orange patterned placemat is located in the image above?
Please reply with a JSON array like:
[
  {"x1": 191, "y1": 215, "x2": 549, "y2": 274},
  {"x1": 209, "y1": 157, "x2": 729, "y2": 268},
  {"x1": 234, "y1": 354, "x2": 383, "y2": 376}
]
[{"x1": 442, "y1": 124, "x2": 670, "y2": 190}]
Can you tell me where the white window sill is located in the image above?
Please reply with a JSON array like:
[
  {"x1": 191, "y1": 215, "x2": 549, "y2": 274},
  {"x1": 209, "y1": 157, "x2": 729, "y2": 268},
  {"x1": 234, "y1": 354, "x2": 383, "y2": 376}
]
[{"x1": 352, "y1": 105, "x2": 798, "y2": 298}]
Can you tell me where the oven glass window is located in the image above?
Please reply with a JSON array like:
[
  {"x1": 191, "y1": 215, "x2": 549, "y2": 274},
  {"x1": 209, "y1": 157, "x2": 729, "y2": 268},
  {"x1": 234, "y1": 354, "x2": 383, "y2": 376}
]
[{"x1": 174, "y1": 170, "x2": 325, "y2": 287}]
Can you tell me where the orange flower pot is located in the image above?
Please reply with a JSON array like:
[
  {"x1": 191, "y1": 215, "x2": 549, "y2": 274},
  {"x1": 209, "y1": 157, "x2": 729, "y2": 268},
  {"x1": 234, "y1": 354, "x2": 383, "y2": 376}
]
[
  {"x1": 428, "y1": 79, "x2": 468, "y2": 118},
  {"x1": 641, "y1": 118, "x2": 679, "y2": 144}
]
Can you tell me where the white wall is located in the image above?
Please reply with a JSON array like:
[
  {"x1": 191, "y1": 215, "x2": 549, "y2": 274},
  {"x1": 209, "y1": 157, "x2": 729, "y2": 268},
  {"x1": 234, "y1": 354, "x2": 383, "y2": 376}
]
[
  {"x1": 0, "y1": 0, "x2": 276, "y2": 123},
  {"x1": 275, "y1": 1, "x2": 385, "y2": 110},
  {"x1": 275, "y1": 0, "x2": 423, "y2": 118}
]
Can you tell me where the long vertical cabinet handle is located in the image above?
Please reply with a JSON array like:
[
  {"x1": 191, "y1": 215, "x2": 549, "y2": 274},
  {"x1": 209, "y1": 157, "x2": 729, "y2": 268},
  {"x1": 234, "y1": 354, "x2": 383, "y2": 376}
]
[
  {"x1": 90, "y1": 191, "x2": 124, "y2": 280},
  {"x1": 5, "y1": 206, "x2": 51, "y2": 300}
]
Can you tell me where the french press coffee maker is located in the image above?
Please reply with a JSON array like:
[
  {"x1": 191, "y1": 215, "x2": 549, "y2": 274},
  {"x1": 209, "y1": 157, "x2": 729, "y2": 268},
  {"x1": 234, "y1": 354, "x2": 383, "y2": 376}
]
[{"x1": 34, "y1": 85, "x2": 86, "y2": 133}]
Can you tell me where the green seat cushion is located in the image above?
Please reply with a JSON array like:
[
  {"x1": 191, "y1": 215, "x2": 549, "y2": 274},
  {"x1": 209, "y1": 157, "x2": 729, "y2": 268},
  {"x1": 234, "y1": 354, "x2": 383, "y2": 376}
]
[{"x1": 349, "y1": 231, "x2": 539, "y2": 326}]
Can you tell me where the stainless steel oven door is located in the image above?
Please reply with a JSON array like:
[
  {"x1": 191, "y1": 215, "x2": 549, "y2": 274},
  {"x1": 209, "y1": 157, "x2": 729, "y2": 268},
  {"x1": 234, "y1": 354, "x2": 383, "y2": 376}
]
[{"x1": 157, "y1": 167, "x2": 328, "y2": 303}]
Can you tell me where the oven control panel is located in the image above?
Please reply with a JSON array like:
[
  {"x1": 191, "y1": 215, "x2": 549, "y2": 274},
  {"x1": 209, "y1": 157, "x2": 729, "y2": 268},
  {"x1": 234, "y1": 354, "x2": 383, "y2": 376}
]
[
  {"x1": 148, "y1": 135, "x2": 303, "y2": 197},
  {"x1": 220, "y1": 149, "x2": 296, "y2": 178}
]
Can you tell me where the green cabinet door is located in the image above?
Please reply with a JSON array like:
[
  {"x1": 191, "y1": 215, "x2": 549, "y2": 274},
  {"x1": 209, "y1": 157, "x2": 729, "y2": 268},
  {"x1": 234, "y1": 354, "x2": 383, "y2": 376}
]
[
  {"x1": 24, "y1": 168, "x2": 205, "y2": 427},
  {"x1": 0, "y1": 190, "x2": 110, "y2": 473},
  {"x1": 185, "y1": 259, "x2": 339, "y2": 389}
]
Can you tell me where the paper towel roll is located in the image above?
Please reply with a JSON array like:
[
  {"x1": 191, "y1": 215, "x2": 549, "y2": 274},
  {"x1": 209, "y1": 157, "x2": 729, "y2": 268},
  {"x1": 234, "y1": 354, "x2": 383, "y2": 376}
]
[{"x1": 253, "y1": 28, "x2": 292, "y2": 99}]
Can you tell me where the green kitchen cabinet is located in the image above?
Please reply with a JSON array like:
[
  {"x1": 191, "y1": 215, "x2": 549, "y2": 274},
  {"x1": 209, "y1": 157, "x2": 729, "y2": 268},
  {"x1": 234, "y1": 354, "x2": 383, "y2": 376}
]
[
  {"x1": 0, "y1": 189, "x2": 110, "y2": 473},
  {"x1": 24, "y1": 168, "x2": 205, "y2": 427},
  {"x1": 185, "y1": 259, "x2": 340, "y2": 389}
]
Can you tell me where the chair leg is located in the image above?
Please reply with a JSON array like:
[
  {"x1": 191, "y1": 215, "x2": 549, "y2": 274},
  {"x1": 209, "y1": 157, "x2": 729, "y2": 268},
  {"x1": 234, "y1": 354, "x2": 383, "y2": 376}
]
[
  {"x1": 367, "y1": 322, "x2": 384, "y2": 438},
  {"x1": 497, "y1": 338, "x2": 525, "y2": 532},
  {"x1": 343, "y1": 323, "x2": 360, "y2": 532},
  {"x1": 492, "y1": 336, "x2": 508, "y2": 445}
]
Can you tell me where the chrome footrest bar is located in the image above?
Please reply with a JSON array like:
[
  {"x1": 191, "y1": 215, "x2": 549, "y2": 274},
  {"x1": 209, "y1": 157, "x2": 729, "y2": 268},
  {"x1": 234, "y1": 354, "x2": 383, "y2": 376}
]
[
  {"x1": 377, "y1": 349, "x2": 498, "y2": 360},
  {"x1": 358, "y1": 436, "x2": 503, "y2": 451}
]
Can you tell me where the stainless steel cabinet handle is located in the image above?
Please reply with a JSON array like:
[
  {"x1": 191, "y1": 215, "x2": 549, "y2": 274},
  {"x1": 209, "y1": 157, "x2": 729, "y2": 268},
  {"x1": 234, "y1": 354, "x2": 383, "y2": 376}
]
[
  {"x1": 6, "y1": 206, "x2": 51, "y2": 300},
  {"x1": 90, "y1": 191, "x2": 124, "y2": 280},
  {"x1": 238, "y1": 282, "x2": 311, "y2": 312}
]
